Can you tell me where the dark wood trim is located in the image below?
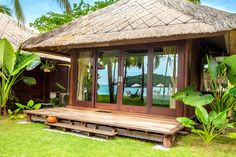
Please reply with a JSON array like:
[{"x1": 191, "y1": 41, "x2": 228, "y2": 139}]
[
  {"x1": 147, "y1": 48, "x2": 154, "y2": 113},
  {"x1": 69, "y1": 40, "x2": 185, "y2": 53},
  {"x1": 119, "y1": 105, "x2": 147, "y2": 114},
  {"x1": 69, "y1": 52, "x2": 77, "y2": 106},
  {"x1": 175, "y1": 42, "x2": 186, "y2": 117},
  {"x1": 95, "y1": 103, "x2": 117, "y2": 110},
  {"x1": 34, "y1": 32, "x2": 226, "y2": 53},
  {"x1": 117, "y1": 49, "x2": 123, "y2": 111},
  {"x1": 150, "y1": 107, "x2": 176, "y2": 117}
]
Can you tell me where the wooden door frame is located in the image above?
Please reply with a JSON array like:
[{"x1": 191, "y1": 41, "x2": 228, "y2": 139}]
[
  {"x1": 94, "y1": 49, "x2": 121, "y2": 111},
  {"x1": 73, "y1": 50, "x2": 96, "y2": 108},
  {"x1": 68, "y1": 40, "x2": 187, "y2": 117}
]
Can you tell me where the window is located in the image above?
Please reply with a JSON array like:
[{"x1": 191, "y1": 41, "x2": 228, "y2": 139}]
[
  {"x1": 76, "y1": 51, "x2": 93, "y2": 101},
  {"x1": 152, "y1": 46, "x2": 178, "y2": 108}
]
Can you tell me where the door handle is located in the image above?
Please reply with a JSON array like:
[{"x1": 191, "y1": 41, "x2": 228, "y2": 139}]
[{"x1": 118, "y1": 76, "x2": 123, "y2": 83}]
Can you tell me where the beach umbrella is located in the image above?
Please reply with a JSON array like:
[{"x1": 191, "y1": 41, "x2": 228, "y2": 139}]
[
  {"x1": 131, "y1": 83, "x2": 141, "y2": 88},
  {"x1": 156, "y1": 84, "x2": 164, "y2": 87}
]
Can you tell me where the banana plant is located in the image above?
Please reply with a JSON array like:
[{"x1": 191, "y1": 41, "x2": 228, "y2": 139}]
[
  {"x1": 177, "y1": 107, "x2": 234, "y2": 144},
  {"x1": 173, "y1": 55, "x2": 236, "y2": 114},
  {"x1": 173, "y1": 86, "x2": 235, "y2": 144},
  {"x1": 0, "y1": 38, "x2": 40, "y2": 116}
]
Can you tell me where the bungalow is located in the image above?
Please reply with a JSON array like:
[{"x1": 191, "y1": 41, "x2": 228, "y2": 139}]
[{"x1": 22, "y1": 0, "x2": 236, "y2": 147}]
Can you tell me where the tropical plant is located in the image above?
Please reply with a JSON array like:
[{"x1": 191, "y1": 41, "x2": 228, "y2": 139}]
[
  {"x1": 173, "y1": 86, "x2": 235, "y2": 144},
  {"x1": 173, "y1": 55, "x2": 236, "y2": 114},
  {"x1": 0, "y1": 4, "x2": 11, "y2": 15},
  {"x1": 30, "y1": 0, "x2": 118, "y2": 32},
  {"x1": 173, "y1": 55, "x2": 236, "y2": 144},
  {"x1": 40, "y1": 60, "x2": 56, "y2": 72},
  {"x1": 206, "y1": 55, "x2": 236, "y2": 113},
  {"x1": 15, "y1": 100, "x2": 41, "y2": 110},
  {"x1": 177, "y1": 108, "x2": 234, "y2": 144},
  {"x1": 7, "y1": 108, "x2": 25, "y2": 120},
  {"x1": 0, "y1": 0, "x2": 71, "y2": 24},
  {"x1": 0, "y1": 38, "x2": 40, "y2": 116},
  {"x1": 56, "y1": 82, "x2": 66, "y2": 93}
]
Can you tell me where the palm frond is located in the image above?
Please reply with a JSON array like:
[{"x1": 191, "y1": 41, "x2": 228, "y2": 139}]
[
  {"x1": 0, "y1": 5, "x2": 12, "y2": 16},
  {"x1": 11, "y1": 0, "x2": 25, "y2": 24},
  {"x1": 55, "y1": 0, "x2": 72, "y2": 12}
]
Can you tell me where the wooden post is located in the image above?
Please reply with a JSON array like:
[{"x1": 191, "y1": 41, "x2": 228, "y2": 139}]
[
  {"x1": 63, "y1": 128, "x2": 71, "y2": 132},
  {"x1": 26, "y1": 114, "x2": 32, "y2": 122},
  {"x1": 163, "y1": 135, "x2": 173, "y2": 148}
]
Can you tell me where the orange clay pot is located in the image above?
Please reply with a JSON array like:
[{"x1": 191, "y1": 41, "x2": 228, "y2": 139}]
[{"x1": 47, "y1": 116, "x2": 57, "y2": 123}]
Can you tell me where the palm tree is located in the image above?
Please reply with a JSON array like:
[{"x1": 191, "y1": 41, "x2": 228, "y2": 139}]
[
  {"x1": 0, "y1": 0, "x2": 71, "y2": 24},
  {"x1": 0, "y1": 5, "x2": 11, "y2": 16}
]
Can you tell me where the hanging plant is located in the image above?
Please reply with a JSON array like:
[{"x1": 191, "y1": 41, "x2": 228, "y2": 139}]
[{"x1": 40, "y1": 60, "x2": 56, "y2": 72}]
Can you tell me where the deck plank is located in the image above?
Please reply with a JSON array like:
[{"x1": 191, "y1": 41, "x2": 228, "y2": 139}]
[{"x1": 24, "y1": 108, "x2": 183, "y2": 135}]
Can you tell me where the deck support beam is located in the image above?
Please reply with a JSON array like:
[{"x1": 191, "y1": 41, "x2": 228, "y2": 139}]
[
  {"x1": 163, "y1": 135, "x2": 173, "y2": 148},
  {"x1": 26, "y1": 114, "x2": 32, "y2": 122}
]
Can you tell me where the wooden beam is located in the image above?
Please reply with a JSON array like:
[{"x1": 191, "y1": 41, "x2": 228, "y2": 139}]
[
  {"x1": 69, "y1": 52, "x2": 77, "y2": 106},
  {"x1": 163, "y1": 135, "x2": 173, "y2": 148}
]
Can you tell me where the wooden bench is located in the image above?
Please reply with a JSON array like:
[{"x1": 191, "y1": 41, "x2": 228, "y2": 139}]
[{"x1": 45, "y1": 122, "x2": 118, "y2": 139}]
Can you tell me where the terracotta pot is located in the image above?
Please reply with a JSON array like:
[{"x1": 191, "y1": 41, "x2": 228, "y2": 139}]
[{"x1": 47, "y1": 116, "x2": 57, "y2": 123}]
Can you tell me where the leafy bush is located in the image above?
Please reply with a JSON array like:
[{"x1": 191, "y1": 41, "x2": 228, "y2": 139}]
[
  {"x1": 7, "y1": 100, "x2": 40, "y2": 120},
  {"x1": 173, "y1": 55, "x2": 236, "y2": 144},
  {"x1": 8, "y1": 109, "x2": 25, "y2": 120},
  {"x1": 177, "y1": 108, "x2": 234, "y2": 143},
  {"x1": 15, "y1": 100, "x2": 41, "y2": 110}
]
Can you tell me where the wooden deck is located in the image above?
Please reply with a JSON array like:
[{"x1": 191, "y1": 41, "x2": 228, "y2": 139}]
[{"x1": 24, "y1": 107, "x2": 183, "y2": 148}]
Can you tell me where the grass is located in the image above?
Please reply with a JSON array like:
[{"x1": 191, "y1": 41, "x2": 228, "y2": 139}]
[
  {"x1": 97, "y1": 95, "x2": 170, "y2": 107},
  {"x1": 0, "y1": 118, "x2": 236, "y2": 157}
]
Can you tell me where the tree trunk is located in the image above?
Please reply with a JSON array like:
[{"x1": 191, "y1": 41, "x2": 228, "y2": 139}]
[
  {"x1": 108, "y1": 59, "x2": 114, "y2": 103},
  {"x1": 140, "y1": 61, "x2": 144, "y2": 102},
  {"x1": 163, "y1": 56, "x2": 169, "y2": 99},
  {"x1": 3, "y1": 106, "x2": 7, "y2": 117},
  {"x1": 123, "y1": 65, "x2": 127, "y2": 93}
]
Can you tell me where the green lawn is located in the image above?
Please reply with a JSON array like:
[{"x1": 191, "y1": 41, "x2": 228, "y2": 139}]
[
  {"x1": 97, "y1": 95, "x2": 170, "y2": 107},
  {"x1": 0, "y1": 118, "x2": 235, "y2": 157}
]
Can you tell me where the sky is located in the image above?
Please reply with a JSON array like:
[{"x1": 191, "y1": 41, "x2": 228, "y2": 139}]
[{"x1": 0, "y1": 0, "x2": 235, "y2": 24}]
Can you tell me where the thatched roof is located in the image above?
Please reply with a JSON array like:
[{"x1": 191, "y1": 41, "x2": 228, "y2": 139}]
[
  {"x1": 0, "y1": 12, "x2": 70, "y2": 62},
  {"x1": 22, "y1": 0, "x2": 236, "y2": 53},
  {"x1": 0, "y1": 12, "x2": 36, "y2": 49}
]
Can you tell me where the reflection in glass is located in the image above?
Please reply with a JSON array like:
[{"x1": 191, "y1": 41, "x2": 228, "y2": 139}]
[
  {"x1": 77, "y1": 51, "x2": 93, "y2": 101},
  {"x1": 96, "y1": 50, "x2": 118, "y2": 104},
  {"x1": 123, "y1": 50, "x2": 148, "y2": 106},
  {"x1": 152, "y1": 46, "x2": 178, "y2": 108}
]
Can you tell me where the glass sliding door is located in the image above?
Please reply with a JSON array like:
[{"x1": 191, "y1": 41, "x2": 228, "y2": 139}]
[
  {"x1": 122, "y1": 49, "x2": 148, "y2": 106},
  {"x1": 152, "y1": 46, "x2": 178, "y2": 108},
  {"x1": 76, "y1": 51, "x2": 94, "y2": 105},
  {"x1": 96, "y1": 50, "x2": 119, "y2": 104}
]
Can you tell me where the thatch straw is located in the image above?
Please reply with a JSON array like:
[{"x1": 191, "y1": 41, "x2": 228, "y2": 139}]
[
  {"x1": 0, "y1": 12, "x2": 36, "y2": 49},
  {"x1": 0, "y1": 13, "x2": 70, "y2": 61},
  {"x1": 22, "y1": 0, "x2": 236, "y2": 53}
]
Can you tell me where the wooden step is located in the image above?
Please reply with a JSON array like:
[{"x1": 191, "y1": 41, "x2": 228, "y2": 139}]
[{"x1": 45, "y1": 123, "x2": 118, "y2": 137}]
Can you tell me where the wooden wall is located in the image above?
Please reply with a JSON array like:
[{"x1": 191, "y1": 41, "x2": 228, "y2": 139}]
[
  {"x1": 14, "y1": 65, "x2": 69, "y2": 103},
  {"x1": 184, "y1": 39, "x2": 201, "y2": 117}
]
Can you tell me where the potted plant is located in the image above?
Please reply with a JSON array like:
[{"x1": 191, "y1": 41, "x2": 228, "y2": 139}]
[{"x1": 40, "y1": 60, "x2": 56, "y2": 72}]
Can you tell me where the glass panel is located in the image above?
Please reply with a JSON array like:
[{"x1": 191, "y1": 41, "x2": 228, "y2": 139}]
[
  {"x1": 76, "y1": 51, "x2": 93, "y2": 101},
  {"x1": 123, "y1": 50, "x2": 148, "y2": 106},
  {"x1": 96, "y1": 50, "x2": 119, "y2": 104},
  {"x1": 152, "y1": 46, "x2": 178, "y2": 108}
]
